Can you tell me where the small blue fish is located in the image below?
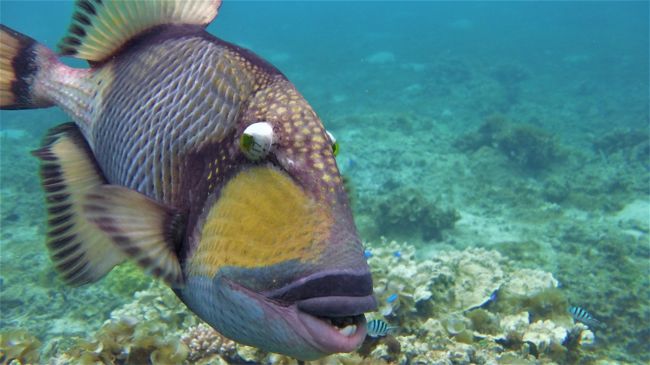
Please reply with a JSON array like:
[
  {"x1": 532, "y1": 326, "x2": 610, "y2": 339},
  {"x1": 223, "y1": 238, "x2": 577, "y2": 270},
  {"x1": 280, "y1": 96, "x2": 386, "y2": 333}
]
[
  {"x1": 364, "y1": 249, "x2": 373, "y2": 259},
  {"x1": 569, "y1": 306, "x2": 605, "y2": 328},
  {"x1": 488, "y1": 289, "x2": 498, "y2": 302},
  {"x1": 393, "y1": 251, "x2": 402, "y2": 258},
  {"x1": 386, "y1": 293, "x2": 399, "y2": 304},
  {"x1": 366, "y1": 319, "x2": 396, "y2": 338}
]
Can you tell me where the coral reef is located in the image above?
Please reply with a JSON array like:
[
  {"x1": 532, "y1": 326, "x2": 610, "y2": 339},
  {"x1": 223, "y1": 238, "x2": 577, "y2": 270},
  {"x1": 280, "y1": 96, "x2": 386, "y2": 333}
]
[
  {"x1": 368, "y1": 240, "x2": 507, "y2": 319},
  {"x1": 364, "y1": 241, "x2": 596, "y2": 364},
  {"x1": 41, "y1": 240, "x2": 600, "y2": 365},
  {"x1": 48, "y1": 284, "x2": 194, "y2": 365},
  {"x1": 363, "y1": 184, "x2": 460, "y2": 242},
  {"x1": 592, "y1": 128, "x2": 648, "y2": 159},
  {"x1": 180, "y1": 323, "x2": 236, "y2": 362},
  {"x1": 0, "y1": 329, "x2": 41, "y2": 365},
  {"x1": 455, "y1": 114, "x2": 565, "y2": 171}
]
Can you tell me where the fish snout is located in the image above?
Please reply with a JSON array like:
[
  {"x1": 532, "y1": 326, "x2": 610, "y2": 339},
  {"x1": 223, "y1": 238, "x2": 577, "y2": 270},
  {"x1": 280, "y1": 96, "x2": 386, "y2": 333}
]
[{"x1": 265, "y1": 269, "x2": 376, "y2": 354}]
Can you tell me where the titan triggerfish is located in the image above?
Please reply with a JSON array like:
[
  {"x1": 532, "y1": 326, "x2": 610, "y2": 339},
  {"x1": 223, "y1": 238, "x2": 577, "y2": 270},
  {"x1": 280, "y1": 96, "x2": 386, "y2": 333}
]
[{"x1": 0, "y1": 0, "x2": 376, "y2": 360}]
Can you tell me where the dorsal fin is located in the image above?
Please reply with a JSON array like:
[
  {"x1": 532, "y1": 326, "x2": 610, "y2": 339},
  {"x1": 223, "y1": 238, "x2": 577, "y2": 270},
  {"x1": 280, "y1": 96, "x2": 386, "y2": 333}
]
[{"x1": 58, "y1": 0, "x2": 222, "y2": 62}]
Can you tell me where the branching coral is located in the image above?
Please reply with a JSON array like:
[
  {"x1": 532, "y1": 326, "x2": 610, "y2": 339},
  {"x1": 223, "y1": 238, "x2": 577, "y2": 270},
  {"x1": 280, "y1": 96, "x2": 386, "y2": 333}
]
[{"x1": 180, "y1": 323, "x2": 236, "y2": 362}]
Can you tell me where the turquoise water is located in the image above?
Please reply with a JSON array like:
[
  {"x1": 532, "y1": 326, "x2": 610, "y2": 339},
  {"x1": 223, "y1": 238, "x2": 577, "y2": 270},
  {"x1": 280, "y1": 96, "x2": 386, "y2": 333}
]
[{"x1": 0, "y1": 1, "x2": 648, "y2": 364}]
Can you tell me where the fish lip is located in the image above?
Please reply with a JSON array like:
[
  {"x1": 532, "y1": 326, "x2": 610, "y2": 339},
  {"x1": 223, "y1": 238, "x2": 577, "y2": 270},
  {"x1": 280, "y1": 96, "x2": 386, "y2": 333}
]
[
  {"x1": 264, "y1": 269, "x2": 374, "y2": 302},
  {"x1": 262, "y1": 269, "x2": 376, "y2": 353},
  {"x1": 295, "y1": 305, "x2": 368, "y2": 354},
  {"x1": 296, "y1": 295, "x2": 377, "y2": 318},
  {"x1": 223, "y1": 277, "x2": 373, "y2": 357}
]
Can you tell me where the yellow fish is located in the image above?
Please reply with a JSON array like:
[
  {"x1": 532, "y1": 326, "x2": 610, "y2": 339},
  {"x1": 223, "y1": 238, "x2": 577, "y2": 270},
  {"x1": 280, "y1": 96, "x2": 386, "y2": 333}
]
[{"x1": 0, "y1": 0, "x2": 375, "y2": 360}]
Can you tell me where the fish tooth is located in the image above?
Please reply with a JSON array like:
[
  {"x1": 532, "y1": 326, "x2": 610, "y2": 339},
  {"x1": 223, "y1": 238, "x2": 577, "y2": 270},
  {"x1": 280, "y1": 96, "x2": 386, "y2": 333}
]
[{"x1": 338, "y1": 324, "x2": 356, "y2": 337}]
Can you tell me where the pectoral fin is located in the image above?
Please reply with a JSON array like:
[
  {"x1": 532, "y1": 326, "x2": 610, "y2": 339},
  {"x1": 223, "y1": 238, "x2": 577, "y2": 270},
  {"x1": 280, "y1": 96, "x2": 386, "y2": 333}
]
[
  {"x1": 32, "y1": 123, "x2": 125, "y2": 285},
  {"x1": 83, "y1": 185, "x2": 185, "y2": 287}
]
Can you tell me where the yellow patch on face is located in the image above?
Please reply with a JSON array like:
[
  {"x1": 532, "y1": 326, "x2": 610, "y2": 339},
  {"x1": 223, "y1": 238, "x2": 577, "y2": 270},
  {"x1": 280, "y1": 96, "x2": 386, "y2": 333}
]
[{"x1": 189, "y1": 167, "x2": 332, "y2": 277}]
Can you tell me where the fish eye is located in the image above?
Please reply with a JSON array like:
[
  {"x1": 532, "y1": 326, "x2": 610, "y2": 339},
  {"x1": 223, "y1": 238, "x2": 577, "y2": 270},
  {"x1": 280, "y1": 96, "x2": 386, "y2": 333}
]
[
  {"x1": 326, "y1": 131, "x2": 339, "y2": 157},
  {"x1": 240, "y1": 122, "x2": 274, "y2": 160}
]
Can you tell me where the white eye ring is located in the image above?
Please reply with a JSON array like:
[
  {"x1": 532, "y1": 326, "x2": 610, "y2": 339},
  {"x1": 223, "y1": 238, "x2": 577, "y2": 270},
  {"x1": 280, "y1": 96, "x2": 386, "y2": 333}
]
[
  {"x1": 326, "y1": 130, "x2": 336, "y2": 145},
  {"x1": 240, "y1": 122, "x2": 274, "y2": 160},
  {"x1": 326, "y1": 130, "x2": 339, "y2": 156}
]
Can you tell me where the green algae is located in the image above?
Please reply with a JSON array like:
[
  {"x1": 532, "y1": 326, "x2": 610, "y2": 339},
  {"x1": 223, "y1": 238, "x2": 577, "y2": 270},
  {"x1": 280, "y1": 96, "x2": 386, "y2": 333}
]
[
  {"x1": 455, "y1": 114, "x2": 565, "y2": 171},
  {"x1": 592, "y1": 128, "x2": 648, "y2": 157},
  {"x1": 104, "y1": 262, "x2": 152, "y2": 297},
  {"x1": 454, "y1": 329, "x2": 475, "y2": 344},
  {"x1": 494, "y1": 288, "x2": 569, "y2": 323},
  {"x1": 466, "y1": 309, "x2": 500, "y2": 335},
  {"x1": 493, "y1": 240, "x2": 553, "y2": 269},
  {"x1": 366, "y1": 184, "x2": 460, "y2": 242}
]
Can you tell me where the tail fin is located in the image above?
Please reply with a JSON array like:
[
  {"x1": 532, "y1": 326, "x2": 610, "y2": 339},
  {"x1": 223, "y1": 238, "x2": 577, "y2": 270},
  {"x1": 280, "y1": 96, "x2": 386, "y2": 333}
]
[{"x1": 0, "y1": 25, "x2": 55, "y2": 110}]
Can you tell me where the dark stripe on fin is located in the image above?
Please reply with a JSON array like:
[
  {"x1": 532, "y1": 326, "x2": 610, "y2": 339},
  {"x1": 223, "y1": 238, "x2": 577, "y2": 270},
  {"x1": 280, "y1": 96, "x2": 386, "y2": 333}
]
[
  {"x1": 0, "y1": 25, "x2": 55, "y2": 109},
  {"x1": 78, "y1": 0, "x2": 97, "y2": 16},
  {"x1": 33, "y1": 122, "x2": 126, "y2": 286},
  {"x1": 48, "y1": 222, "x2": 74, "y2": 237},
  {"x1": 84, "y1": 185, "x2": 185, "y2": 287},
  {"x1": 49, "y1": 234, "x2": 77, "y2": 250},
  {"x1": 52, "y1": 242, "x2": 82, "y2": 261},
  {"x1": 58, "y1": 0, "x2": 222, "y2": 62}
]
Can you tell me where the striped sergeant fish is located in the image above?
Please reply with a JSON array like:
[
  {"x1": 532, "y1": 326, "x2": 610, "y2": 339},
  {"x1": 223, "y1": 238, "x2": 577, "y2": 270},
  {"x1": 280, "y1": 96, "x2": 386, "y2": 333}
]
[
  {"x1": 0, "y1": 0, "x2": 376, "y2": 360},
  {"x1": 367, "y1": 319, "x2": 397, "y2": 338},
  {"x1": 569, "y1": 306, "x2": 605, "y2": 328}
]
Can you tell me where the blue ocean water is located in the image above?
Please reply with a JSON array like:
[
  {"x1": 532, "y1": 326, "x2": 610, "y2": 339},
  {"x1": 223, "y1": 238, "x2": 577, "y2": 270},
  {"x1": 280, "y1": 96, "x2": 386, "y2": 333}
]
[{"x1": 0, "y1": 1, "x2": 648, "y2": 363}]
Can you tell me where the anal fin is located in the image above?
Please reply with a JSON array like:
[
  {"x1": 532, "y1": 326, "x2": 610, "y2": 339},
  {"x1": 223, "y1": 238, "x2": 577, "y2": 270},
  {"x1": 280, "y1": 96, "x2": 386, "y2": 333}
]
[
  {"x1": 83, "y1": 185, "x2": 185, "y2": 287},
  {"x1": 32, "y1": 123, "x2": 125, "y2": 285}
]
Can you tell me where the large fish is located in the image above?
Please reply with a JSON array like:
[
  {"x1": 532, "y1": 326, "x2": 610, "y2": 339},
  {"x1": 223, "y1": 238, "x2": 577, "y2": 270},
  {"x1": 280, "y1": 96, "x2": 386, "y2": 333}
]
[{"x1": 0, "y1": 0, "x2": 375, "y2": 360}]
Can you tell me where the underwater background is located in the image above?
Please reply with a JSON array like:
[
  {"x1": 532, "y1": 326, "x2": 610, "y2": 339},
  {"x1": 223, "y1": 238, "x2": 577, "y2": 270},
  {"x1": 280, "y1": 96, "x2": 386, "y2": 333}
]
[{"x1": 0, "y1": 1, "x2": 648, "y2": 364}]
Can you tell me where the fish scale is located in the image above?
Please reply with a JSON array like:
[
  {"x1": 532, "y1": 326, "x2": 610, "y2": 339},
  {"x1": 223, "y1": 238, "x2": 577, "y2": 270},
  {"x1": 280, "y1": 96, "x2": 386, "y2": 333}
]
[{"x1": 95, "y1": 31, "x2": 257, "y2": 204}]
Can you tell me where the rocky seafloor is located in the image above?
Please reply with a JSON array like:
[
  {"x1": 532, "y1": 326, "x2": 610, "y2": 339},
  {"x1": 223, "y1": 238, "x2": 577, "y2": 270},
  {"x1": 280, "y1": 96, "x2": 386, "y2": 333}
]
[{"x1": 1, "y1": 240, "x2": 606, "y2": 365}]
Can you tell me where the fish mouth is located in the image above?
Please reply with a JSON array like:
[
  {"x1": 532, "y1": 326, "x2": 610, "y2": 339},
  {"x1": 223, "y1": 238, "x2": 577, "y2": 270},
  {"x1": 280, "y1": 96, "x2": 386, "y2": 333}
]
[
  {"x1": 266, "y1": 270, "x2": 377, "y2": 354},
  {"x1": 295, "y1": 297, "x2": 373, "y2": 353},
  {"x1": 296, "y1": 306, "x2": 368, "y2": 353}
]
